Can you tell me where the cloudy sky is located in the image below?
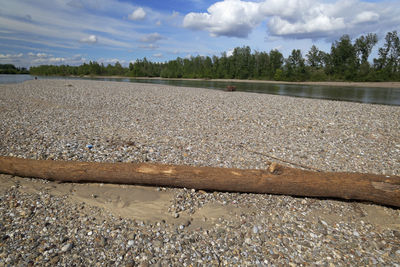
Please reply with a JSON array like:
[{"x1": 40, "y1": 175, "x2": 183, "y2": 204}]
[{"x1": 0, "y1": 0, "x2": 399, "y2": 68}]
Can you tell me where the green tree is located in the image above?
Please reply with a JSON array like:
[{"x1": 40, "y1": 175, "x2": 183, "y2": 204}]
[
  {"x1": 355, "y1": 33, "x2": 378, "y2": 65},
  {"x1": 0, "y1": 64, "x2": 18, "y2": 74},
  {"x1": 232, "y1": 46, "x2": 252, "y2": 79},
  {"x1": 374, "y1": 31, "x2": 400, "y2": 80},
  {"x1": 330, "y1": 35, "x2": 358, "y2": 80},
  {"x1": 255, "y1": 51, "x2": 270, "y2": 79},
  {"x1": 306, "y1": 45, "x2": 324, "y2": 69},
  {"x1": 269, "y1": 49, "x2": 284, "y2": 79},
  {"x1": 284, "y1": 49, "x2": 307, "y2": 81}
]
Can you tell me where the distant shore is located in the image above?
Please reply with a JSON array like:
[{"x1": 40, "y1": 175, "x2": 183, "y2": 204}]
[{"x1": 75, "y1": 75, "x2": 400, "y2": 88}]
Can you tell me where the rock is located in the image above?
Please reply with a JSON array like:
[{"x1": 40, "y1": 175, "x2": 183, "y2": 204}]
[
  {"x1": 252, "y1": 226, "x2": 259, "y2": 234},
  {"x1": 320, "y1": 220, "x2": 328, "y2": 227},
  {"x1": 49, "y1": 255, "x2": 60, "y2": 265},
  {"x1": 95, "y1": 236, "x2": 107, "y2": 247},
  {"x1": 60, "y1": 242, "x2": 73, "y2": 253}
]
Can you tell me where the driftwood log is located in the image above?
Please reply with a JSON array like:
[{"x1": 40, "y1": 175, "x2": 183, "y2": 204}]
[
  {"x1": 0, "y1": 156, "x2": 399, "y2": 207},
  {"x1": 225, "y1": 85, "x2": 236, "y2": 91}
]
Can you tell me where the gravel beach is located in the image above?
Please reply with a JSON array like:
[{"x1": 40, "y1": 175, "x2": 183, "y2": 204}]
[{"x1": 0, "y1": 79, "x2": 399, "y2": 266}]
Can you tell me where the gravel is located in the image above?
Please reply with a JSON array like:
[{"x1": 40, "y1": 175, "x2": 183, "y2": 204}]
[
  {"x1": 0, "y1": 79, "x2": 399, "y2": 266},
  {"x1": 1, "y1": 79, "x2": 399, "y2": 174}
]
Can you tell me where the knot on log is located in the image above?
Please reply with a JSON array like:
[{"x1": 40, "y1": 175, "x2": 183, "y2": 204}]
[{"x1": 268, "y1": 162, "x2": 281, "y2": 174}]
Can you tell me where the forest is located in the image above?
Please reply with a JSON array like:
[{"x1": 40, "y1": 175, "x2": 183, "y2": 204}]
[
  {"x1": 29, "y1": 31, "x2": 400, "y2": 82},
  {"x1": 0, "y1": 64, "x2": 29, "y2": 74}
]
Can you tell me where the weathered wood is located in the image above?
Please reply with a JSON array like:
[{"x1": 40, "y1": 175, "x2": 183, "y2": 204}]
[
  {"x1": 225, "y1": 85, "x2": 236, "y2": 91},
  {"x1": 0, "y1": 156, "x2": 399, "y2": 207}
]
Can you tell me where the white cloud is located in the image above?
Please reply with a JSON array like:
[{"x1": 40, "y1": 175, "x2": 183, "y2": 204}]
[
  {"x1": 138, "y1": 44, "x2": 159, "y2": 49},
  {"x1": 23, "y1": 52, "x2": 88, "y2": 66},
  {"x1": 128, "y1": 7, "x2": 146, "y2": 20},
  {"x1": 80, "y1": 35, "x2": 97, "y2": 44},
  {"x1": 31, "y1": 57, "x2": 65, "y2": 65},
  {"x1": 0, "y1": 51, "x2": 88, "y2": 67},
  {"x1": 140, "y1": 33, "x2": 163, "y2": 43},
  {"x1": 27, "y1": 51, "x2": 65, "y2": 64},
  {"x1": 48, "y1": 57, "x2": 65, "y2": 63},
  {"x1": 184, "y1": 0, "x2": 263, "y2": 38},
  {"x1": 153, "y1": 53, "x2": 163, "y2": 58},
  {"x1": 96, "y1": 58, "x2": 127, "y2": 66},
  {"x1": 0, "y1": 0, "x2": 153, "y2": 50},
  {"x1": 353, "y1": 11, "x2": 379, "y2": 24},
  {"x1": 0, "y1": 53, "x2": 23, "y2": 59},
  {"x1": 36, "y1": 53, "x2": 48, "y2": 58},
  {"x1": 183, "y1": 0, "x2": 400, "y2": 39}
]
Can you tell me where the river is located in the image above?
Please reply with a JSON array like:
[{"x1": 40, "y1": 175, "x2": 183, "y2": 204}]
[{"x1": 1, "y1": 74, "x2": 399, "y2": 106}]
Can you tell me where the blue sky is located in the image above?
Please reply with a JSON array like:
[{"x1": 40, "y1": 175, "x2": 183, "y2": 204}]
[{"x1": 0, "y1": 0, "x2": 399, "y2": 68}]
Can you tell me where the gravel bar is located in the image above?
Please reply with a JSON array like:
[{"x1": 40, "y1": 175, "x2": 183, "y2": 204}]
[{"x1": 0, "y1": 79, "x2": 399, "y2": 266}]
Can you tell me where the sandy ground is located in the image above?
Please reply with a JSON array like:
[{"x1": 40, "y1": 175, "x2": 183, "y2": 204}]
[{"x1": 1, "y1": 174, "x2": 399, "y2": 231}]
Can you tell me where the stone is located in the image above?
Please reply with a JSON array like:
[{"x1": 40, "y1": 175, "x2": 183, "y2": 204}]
[
  {"x1": 61, "y1": 243, "x2": 73, "y2": 253},
  {"x1": 252, "y1": 226, "x2": 259, "y2": 234}
]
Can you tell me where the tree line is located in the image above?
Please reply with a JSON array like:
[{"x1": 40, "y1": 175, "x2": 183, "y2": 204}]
[
  {"x1": 0, "y1": 64, "x2": 29, "y2": 74},
  {"x1": 29, "y1": 31, "x2": 400, "y2": 82}
]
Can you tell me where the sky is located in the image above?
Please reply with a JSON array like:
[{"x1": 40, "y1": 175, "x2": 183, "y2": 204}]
[{"x1": 0, "y1": 0, "x2": 399, "y2": 68}]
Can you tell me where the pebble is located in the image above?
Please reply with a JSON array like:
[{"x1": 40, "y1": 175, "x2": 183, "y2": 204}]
[
  {"x1": 320, "y1": 220, "x2": 328, "y2": 227},
  {"x1": 0, "y1": 80, "x2": 399, "y2": 266},
  {"x1": 61, "y1": 243, "x2": 73, "y2": 253},
  {"x1": 252, "y1": 225, "x2": 259, "y2": 234},
  {"x1": 0, "y1": 80, "x2": 398, "y2": 175}
]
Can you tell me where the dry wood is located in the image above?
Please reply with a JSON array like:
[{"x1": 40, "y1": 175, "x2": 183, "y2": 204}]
[{"x1": 0, "y1": 156, "x2": 399, "y2": 207}]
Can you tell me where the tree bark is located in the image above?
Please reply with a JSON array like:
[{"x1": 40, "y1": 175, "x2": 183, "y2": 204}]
[{"x1": 0, "y1": 156, "x2": 399, "y2": 207}]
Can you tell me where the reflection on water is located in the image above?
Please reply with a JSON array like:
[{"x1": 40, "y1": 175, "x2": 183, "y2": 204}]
[
  {"x1": 120, "y1": 78, "x2": 400, "y2": 106},
  {"x1": 1, "y1": 74, "x2": 399, "y2": 106}
]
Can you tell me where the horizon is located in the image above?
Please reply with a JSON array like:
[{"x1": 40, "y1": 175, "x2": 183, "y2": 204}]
[{"x1": 0, "y1": 0, "x2": 399, "y2": 68}]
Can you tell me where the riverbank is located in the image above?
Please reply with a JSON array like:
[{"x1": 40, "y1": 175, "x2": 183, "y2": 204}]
[{"x1": 0, "y1": 79, "x2": 399, "y2": 265}]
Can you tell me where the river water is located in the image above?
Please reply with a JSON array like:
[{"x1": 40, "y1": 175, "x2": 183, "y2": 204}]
[{"x1": 1, "y1": 74, "x2": 399, "y2": 106}]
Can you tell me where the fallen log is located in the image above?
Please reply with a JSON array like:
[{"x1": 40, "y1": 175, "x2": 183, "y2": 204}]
[
  {"x1": 0, "y1": 156, "x2": 399, "y2": 207},
  {"x1": 225, "y1": 85, "x2": 236, "y2": 91}
]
